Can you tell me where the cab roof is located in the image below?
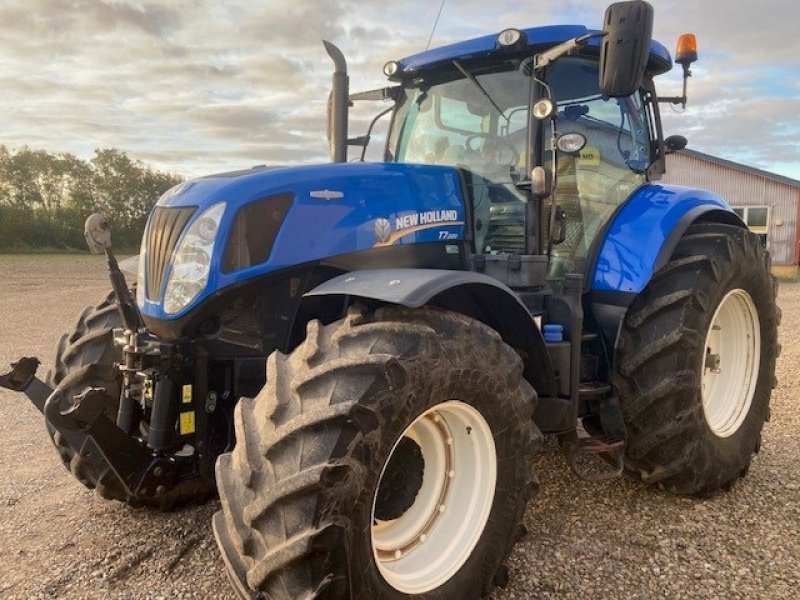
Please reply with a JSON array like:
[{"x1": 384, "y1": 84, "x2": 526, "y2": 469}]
[{"x1": 398, "y1": 24, "x2": 672, "y2": 77}]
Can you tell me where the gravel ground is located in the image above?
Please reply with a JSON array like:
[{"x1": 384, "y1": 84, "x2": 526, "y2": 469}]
[{"x1": 0, "y1": 254, "x2": 797, "y2": 599}]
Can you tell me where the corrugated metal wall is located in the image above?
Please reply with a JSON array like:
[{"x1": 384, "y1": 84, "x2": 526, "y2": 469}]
[{"x1": 662, "y1": 152, "x2": 799, "y2": 265}]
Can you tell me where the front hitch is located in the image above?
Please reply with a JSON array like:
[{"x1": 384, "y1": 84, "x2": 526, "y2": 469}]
[
  {"x1": 45, "y1": 387, "x2": 177, "y2": 499},
  {"x1": 1, "y1": 357, "x2": 178, "y2": 501}
]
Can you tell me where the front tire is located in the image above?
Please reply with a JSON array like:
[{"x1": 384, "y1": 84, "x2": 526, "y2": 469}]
[
  {"x1": 46, "y1": 291, "x2": 123, "y2": 491},
  {"x1": 214, "y1": 306, "x2": 541, "y2": 599},
  {"x1": 615, "y1": 223, "x2": 779, "y2": 495}
]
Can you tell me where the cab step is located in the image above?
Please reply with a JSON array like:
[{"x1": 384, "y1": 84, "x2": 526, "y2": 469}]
[
  {"x1": 559, "y1": 428, "x2": 625, "y2": 482},
  {"x1": 578, "y1": 380, "x2": 611, "y2": 399}
]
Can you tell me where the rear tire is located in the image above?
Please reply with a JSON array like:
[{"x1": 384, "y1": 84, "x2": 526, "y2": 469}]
[
  {"x1": 615, "y1": 223, "x2": 779, "y2": 495},
  {"x1": 214, "y1": 305, "x2": 541, "y2": 599}
]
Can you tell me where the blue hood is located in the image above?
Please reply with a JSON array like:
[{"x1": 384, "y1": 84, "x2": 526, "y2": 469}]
[{"x1": 141, "y1": 162, "x2": 467, "y2": 320}]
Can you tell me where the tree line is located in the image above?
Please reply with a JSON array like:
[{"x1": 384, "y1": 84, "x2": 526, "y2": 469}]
[{"x1": 0, "y1": 146, "x2": 183, "y2": 251}]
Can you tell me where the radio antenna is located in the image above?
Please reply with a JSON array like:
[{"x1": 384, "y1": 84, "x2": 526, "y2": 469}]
[{"x1": 425, "y1": 0, "x2": 446, "y2": 51}]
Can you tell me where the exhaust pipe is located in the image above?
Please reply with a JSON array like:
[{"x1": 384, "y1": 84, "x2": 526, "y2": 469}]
[{"x1": 323, "y1": 40, "x2": 349, "y2": 163}]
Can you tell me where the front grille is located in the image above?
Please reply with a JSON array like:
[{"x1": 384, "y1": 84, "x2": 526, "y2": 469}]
[{"x1": 146, "y1": 206, "x2": 196, "y2": 301}]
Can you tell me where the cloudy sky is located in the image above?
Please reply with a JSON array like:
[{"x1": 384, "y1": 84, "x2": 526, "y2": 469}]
[{"x1": 1, "y1": 0, "x2": 798, "y2": 180}]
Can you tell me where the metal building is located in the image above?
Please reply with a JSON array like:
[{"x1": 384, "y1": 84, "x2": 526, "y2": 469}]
[{"x1": 662, "y1": 148, "x2": 800, "y2": 278}]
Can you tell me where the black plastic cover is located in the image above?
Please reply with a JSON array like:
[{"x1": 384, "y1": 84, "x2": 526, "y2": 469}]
[{"x1": 223, "y1": 193, "x2": 294, "y2": 273}]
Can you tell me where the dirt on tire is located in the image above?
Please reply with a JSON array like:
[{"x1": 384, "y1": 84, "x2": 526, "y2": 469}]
[
  {"x1": 214, "y1": 305, "x2": 542, "y2": 599},
  {"x1": 615, "y1": 223, "x2": 779, "y2": 495}
]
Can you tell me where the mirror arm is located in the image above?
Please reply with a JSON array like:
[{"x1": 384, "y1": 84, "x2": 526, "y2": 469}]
[
  {"x1": 349, "y1": 86, "x2": 401, "y2": 102},
  {"x1": 535, "y1": 32, "x2": 606, "y2": 71}
]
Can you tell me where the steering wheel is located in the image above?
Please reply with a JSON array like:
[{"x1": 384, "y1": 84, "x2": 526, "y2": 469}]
[{"x1": 464, "y1": 133, "x2": 520, "y2": 167}]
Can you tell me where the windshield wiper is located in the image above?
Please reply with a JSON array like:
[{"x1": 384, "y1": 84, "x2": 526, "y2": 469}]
[{"x1": 452, "y1": 60, "x2": 509, "y2": 125}]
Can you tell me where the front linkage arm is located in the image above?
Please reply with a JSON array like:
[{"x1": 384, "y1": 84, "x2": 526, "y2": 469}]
[
  {"x1": 0, "y1": 357, "x2": 179, "y2": 501},
  {"x1": 0, "y1": 357, "x2": 51, "y2": 411}
]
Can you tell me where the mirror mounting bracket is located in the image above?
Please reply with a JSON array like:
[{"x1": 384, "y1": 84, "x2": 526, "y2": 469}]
[{"x1": 534, "y1": 32, "x2": 606, "y2": 71}]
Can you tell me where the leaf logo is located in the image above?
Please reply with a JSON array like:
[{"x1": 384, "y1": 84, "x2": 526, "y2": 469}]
[{"x1": 374, "y1": 218, "x2": 392, "y2": 244}]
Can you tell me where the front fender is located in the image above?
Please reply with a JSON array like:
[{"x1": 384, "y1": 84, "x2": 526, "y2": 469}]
[
  {"x1": 304, "y1": 268, "x2": 557, "y2": 397},
  {"x1": 590, "y1": 183, "x2": 745, "y2": 294}
]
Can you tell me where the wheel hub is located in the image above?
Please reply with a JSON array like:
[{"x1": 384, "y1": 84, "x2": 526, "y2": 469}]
[
  {"x1": 701, "y1": 289, "x2": 761, "y2": 438},
  {"x1": 374, "y1": 437, "x2": 425, "y2": 522},
  {"x1": 370, "y1": 401, "x2": 497, "y2": 594}
]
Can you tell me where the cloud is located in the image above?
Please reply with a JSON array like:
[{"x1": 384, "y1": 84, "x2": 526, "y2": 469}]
[{"x1": 0, "y1": 0, "x2": 796, "y2": 181}]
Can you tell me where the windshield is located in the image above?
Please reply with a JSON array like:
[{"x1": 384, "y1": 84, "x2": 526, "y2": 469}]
[
  {"x1": 387, "y1": 60, "x2": 531, "y2": 253},
  {"x1": 388, "y1": 62, "x2": 530, "y2": 177}
]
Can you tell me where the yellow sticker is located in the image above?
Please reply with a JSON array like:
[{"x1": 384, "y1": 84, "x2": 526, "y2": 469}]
[
  {"x1": 578, "y1": 146, "x2": 600, "y2": 165},
  {"x1": 179, "y1": 411, "x2": 195, "y2": 435},
  {"x1": 181, "y1": 384, "x2": 192, "y2": 404}
]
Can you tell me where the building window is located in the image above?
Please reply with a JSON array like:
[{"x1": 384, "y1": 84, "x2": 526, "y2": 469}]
[{"x1": 732, "y1": 206, "x2": 769, "y2": 247}]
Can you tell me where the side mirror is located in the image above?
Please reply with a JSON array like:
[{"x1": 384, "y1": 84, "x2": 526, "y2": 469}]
[
  {"x1": 84, "y1": 213, "x2": 112, "y2": 254},
  {"x1": 664, "y1": 134, "x2": 688, "y2": 154},
  {"x1": 599, "y1": 0, "x2": 654, "y2": 97}
]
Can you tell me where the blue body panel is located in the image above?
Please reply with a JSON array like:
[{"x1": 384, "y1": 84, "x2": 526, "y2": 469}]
[
  {"x1": 399, "y1": 25, "x2": 672, "y2": 76},
  {"x1": 141, "y1": 162, "x2": 466, "y2": 320},
  {"x1": 591, "y1": 183, "x2": 735, "y2": 294}
]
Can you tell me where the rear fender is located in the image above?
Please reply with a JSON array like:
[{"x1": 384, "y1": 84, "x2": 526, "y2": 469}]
[
  {"x1": 588, "y1": 184, "x2": 746, "y2": 352},
  {"x1": 590, "y1": 183, "x2": 745, "y2": 295},
  {"x1": 303, "y1": 268, "x2": 557, "y2": 398}
]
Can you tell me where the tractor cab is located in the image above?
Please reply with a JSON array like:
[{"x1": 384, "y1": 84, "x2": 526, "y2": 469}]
[
  {"x1": 385, "y1": 49, "x2": 660, "y2": 280},
  {"x1": 340, "y1": 22, "x2": 679, "y2": 287}
]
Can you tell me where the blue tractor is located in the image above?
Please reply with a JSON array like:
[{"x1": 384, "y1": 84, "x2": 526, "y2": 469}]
[{"x1": 1, "y1": 1, "x2": 779, "y2": 597}]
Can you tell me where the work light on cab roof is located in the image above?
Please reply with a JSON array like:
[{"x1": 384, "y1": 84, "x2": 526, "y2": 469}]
[
  {"x1": 497, "y1": 27, "x2": 527, "y2": 48},
  {"x1": 383, "y1": 60, "x2": 401, "y2": 77}
]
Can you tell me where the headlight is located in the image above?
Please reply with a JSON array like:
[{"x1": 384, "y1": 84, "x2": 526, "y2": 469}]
[{"x1": 163, "y1": 202, "x2": 225, "y2": 314}]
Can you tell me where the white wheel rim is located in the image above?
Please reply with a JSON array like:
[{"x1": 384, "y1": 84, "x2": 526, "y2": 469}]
[
  {"x1": 701, "y1": 289, "x2": 761, "y2": 438},
  {"x1": 370, "y1": 400, "x2": 497, "y2": 594}
]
